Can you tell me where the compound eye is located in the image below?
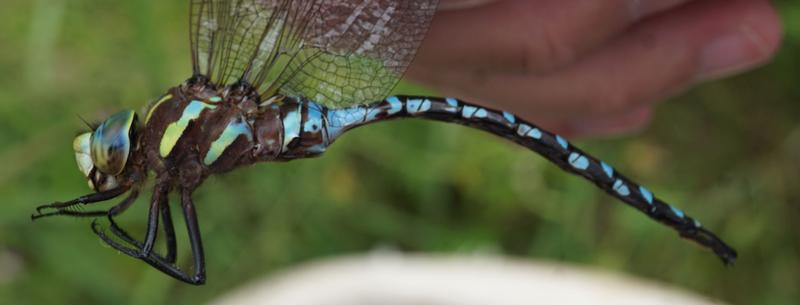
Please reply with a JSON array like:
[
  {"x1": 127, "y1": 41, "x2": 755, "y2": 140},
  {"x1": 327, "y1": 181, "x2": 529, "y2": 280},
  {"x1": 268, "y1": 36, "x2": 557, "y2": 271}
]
[
  {"x1": 91, "y1": 110, "x2": 137, "y2": 175},
  {"x1": 73, "y1": 132, "x2": 93, "y2": 177}
]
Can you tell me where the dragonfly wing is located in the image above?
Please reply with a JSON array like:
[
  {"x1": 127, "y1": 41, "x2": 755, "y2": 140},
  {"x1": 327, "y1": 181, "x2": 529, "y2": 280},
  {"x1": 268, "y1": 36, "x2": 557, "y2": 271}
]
[
  {"x1": 190, "y1": 0, "x2": 311, "y2": 87},
  {"x1": 189, "y1": 0, "x2": 439, "y2": 107}
]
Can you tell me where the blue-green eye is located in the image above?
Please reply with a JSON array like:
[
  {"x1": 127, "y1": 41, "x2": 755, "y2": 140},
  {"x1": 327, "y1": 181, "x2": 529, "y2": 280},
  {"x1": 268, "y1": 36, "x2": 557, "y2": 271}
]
[{"x1": 91, "y1": 110, "x2": 137, "y2": 175}]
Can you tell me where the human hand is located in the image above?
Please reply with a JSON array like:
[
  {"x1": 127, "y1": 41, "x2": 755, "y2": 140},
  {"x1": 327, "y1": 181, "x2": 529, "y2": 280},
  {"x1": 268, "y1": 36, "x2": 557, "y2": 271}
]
[{"x1": 407, "y1": 0, "x2": 783, "y2": 137}]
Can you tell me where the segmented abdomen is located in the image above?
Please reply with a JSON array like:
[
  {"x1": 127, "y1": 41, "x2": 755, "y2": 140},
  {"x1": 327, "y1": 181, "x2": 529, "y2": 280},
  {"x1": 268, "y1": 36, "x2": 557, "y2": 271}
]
[{"x1": 320, "y1": 95, "x2": 736, "y2": 264}]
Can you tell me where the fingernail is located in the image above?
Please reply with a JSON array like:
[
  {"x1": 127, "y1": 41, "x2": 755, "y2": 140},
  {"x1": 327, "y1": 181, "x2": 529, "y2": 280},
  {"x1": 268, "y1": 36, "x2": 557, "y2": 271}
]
[{"x1": 698, "y1": 24, "x2": 772, "y2": 81}]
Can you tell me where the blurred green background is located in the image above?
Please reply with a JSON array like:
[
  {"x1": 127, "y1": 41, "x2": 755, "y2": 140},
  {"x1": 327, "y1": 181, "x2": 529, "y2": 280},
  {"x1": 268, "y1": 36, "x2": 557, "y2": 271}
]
[{"x1": 1, "y1": 0, "x2": 798, "y2": 304}]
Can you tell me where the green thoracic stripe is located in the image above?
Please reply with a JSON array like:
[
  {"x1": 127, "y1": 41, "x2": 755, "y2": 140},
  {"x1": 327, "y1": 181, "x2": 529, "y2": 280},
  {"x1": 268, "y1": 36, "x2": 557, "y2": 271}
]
[
  {"x1": 160, "y1": 100, "x2": 217, "y2": 158},
  {"x1": 203, "y1": 118, "x2": 253, "y2": 165},
  {"x1": 145, "y1": 94, "x2": 173, "y2": 124}
]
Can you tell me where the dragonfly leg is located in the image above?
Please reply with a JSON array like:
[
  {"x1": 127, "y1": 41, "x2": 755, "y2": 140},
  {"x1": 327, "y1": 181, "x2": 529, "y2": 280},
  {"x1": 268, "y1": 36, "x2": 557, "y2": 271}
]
[
  {"x1": 104, "y1": 218, "x2": 181, "y2": 269},
  {"x1": 179, "y1": 188, "x2": 206, "y2": 284},
  {"x1": 139, "y1": 185, "x2": 169, "y2": 257},
  {"x1": 106, "y1": 188, "x2": 141, "y2": 217},
  {"x1": 31, "y1": 187, "x2": 129, "y2": 220},
  {"x1": 160, "y1": 202, "x2": 178, "y2": 264},
  {"x1": 96, "y1": 188, "x2": 204, "y2": 284},
  {"x1": 91, "y1": 220, "x2": 201, "y2": 284},
  {"x1": 32, "y1": 210, "x2": 108, "y2": 218},
  {"x1": 105, "y1": 185, "x2": 178, "y2": 264},
  {"x1": 103, "y1": 205, "x2": 177, "y2": 263}
]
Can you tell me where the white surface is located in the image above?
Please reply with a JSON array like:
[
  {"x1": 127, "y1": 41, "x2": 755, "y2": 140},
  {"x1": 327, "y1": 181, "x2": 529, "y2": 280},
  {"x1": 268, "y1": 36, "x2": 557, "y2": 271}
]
[{"x1": 209, "y1": 253, "x2": 727, "y2": 305}]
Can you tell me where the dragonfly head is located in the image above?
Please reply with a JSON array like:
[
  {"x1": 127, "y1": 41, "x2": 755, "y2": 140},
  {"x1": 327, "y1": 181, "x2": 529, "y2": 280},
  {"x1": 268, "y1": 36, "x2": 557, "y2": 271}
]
[{"x1": 73, "y1": 110, "x2": 140, "y2": 192}]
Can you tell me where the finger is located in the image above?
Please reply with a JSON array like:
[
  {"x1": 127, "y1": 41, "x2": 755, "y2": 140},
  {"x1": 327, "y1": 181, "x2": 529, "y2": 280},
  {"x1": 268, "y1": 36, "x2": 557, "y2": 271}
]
[
  {"x1": 414, "y1": 0, "x2": 694, "y2": 73},
  {"x1": 439, "y1": 0, "x2": 498, "y2": 11},
  {"x1": 562, "y1": 106, "x2": 653, "y2": 138},
  {"x1": 439, "y1": 0, "x2": 692, "y2": 16},
  {"x1": 413, "y1": 0, "x2": 782, "y2": 122},
  {"x1": 529, "y1": 106, "x2": 652, "y2": 138}
]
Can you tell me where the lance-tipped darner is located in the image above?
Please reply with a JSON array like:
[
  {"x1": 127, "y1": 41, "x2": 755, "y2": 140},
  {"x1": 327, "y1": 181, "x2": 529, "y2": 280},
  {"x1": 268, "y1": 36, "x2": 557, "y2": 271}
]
[{"x1": 31, "y1": 0, "x2": 736, "y2": 285}]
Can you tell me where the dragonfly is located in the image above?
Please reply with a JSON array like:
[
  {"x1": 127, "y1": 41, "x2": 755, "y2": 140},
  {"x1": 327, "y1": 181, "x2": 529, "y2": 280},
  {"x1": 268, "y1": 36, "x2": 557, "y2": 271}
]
[{"x1": 31, "y1": 0, "x2": 736, "y2": 285}]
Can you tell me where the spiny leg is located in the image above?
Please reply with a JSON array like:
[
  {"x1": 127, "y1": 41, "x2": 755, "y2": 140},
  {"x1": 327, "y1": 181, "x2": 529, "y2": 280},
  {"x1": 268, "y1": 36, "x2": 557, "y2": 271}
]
[
  {"x1": 97, "y1": 218, "x2": 201, "y2": 283},
  {"x1": 104, "y1": 217, "x2": 172, "y2": 262},
  {"x1": 140, "y1": 185, "x2": 169, "y2": 257},
  {"x1": 93, "y1": 188, "x2": 145, "y2": 251},
  {"x1": 103, "y1": 188, "x2": 147, "y2": 247},
  {"x1": 91, "y1": 220, "x2": 199, "y2": 284},
  {"x1": 107, "y1": 189, "x2": 141, "y2": 218},
  {"x1": 105, "y1": 186, "x2": 175, "y2": 261},
  {"x1": 32, "y1": 210, "x2": 108, "y2": 219},
  {"x1": 110, "y1": 186, "x2": 177, "y2": 263},
  {"x1": 51, "y1": 189, "x2": 184, "y2": 276},
  {"x1": 31, "y1": 187, "x2": 129, "y2": 220},
  {"x1": 31, "y1": 188, "x2": 139, "y2": 219},
  {"x1": 32, "y1": 181, "x2": 193, "y2": 282},
  {"x1": 180, "y1": 188, "x2": 206, "y2": 284},
  {"x1": 97, "y1": 188, "x2": 204, "y2": 284},
  {"x1": 98, "y1": 187, "x2": 177, "y2": 258},
  {"x1": 160, "y1": 202, "x2": 178, "y2": 264}
]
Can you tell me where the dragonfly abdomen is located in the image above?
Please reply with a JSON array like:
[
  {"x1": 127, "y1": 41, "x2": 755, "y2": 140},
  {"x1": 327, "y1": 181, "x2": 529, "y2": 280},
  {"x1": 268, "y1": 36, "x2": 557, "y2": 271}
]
[
  {"x1": 250, "y1": 98, "x2": 332, "y2": 162},
  {"x1": 320, "y1": 95, "x2": 736, "y2": 264}
]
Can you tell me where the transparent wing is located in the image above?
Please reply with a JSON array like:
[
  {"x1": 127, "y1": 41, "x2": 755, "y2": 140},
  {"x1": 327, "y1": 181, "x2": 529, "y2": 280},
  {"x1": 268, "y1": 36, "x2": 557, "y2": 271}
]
[{"x1": 190, "y1": 0, "x2": 439, "y2": 107}]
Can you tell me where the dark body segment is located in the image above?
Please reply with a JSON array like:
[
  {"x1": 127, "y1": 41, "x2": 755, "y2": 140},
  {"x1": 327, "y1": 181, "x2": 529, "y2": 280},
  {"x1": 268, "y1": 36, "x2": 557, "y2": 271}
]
[
  {"x1": 141, "y1": 79, "x2": 736, "y2": 267},
  {"x1": 321, "y1": 96, "x2": 737, "y2": 264},
  {"x1": 36, "y1": 79, "x2": 736, "y2": 285},
  {"x1": 32, "y1": 0, "x2": 737, "y2": 286}
]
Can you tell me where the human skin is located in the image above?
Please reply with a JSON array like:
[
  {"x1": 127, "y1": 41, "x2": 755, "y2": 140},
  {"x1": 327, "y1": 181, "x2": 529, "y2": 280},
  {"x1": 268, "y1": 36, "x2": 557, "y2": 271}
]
[{"x1": 407, "y1": 0, "x2": 783, "y2": 137}]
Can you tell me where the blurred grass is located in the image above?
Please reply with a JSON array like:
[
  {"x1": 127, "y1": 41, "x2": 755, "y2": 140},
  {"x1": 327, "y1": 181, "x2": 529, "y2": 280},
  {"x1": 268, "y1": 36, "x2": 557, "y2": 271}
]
[{"x1": 0, "y1": 0, "x2": 798, "y2": 304}]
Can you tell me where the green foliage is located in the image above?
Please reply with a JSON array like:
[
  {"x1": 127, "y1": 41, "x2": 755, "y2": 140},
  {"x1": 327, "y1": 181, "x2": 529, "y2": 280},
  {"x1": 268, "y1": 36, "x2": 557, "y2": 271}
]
[{"x1": 1, "y1": 1, "x2": 798, "y2": 304}]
